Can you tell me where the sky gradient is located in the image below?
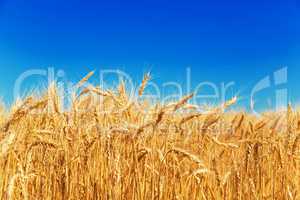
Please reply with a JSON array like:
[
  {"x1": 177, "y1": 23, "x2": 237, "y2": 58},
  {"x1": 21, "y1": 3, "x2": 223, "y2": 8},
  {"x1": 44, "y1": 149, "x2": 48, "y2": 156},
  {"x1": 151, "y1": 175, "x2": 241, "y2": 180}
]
[{"x1": 0, "y1": 0, "x2": 299, "y2": 110}]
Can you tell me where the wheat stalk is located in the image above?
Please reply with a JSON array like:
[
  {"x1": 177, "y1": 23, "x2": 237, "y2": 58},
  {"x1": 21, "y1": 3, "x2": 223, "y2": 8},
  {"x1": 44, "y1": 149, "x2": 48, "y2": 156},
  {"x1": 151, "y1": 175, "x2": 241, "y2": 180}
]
[
  {"x1": 138, "y1": 73, "x2": 151, "y2": 96},
  {"x1": 76, "y1": 70, "x2": 95, "y2": 89},
  {"x1": 0, "y1": 73, "x2": 299, "y2": 199}
]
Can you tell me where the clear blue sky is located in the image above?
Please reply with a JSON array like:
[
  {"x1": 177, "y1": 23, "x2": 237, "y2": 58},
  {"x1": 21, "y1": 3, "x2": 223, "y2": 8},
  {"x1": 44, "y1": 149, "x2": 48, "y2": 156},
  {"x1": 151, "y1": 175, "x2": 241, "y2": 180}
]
[{"x1": 0, "y1": 0, "x2": 299, "y2": 109}]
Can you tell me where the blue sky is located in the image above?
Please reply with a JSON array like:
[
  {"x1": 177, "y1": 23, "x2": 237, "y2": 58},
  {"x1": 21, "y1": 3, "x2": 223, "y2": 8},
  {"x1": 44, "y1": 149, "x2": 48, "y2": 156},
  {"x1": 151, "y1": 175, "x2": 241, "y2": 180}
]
[{"x1": 0, "y1": 0, "x2": 299, "y2": 110}]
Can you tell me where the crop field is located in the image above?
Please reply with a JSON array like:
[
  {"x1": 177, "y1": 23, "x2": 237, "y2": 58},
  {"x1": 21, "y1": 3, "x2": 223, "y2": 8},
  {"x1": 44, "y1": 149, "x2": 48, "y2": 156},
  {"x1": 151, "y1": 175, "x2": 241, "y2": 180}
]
[{"x1": 0, "y1": 73, "x2": 299, "y2": 200}]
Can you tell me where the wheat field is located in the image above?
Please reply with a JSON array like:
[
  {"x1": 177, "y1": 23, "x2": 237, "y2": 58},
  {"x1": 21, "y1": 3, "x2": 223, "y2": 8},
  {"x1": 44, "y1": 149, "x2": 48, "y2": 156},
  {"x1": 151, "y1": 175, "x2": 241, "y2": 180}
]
[{"x1": 0, "y1": 73, "x2": 299, "y2": 200}]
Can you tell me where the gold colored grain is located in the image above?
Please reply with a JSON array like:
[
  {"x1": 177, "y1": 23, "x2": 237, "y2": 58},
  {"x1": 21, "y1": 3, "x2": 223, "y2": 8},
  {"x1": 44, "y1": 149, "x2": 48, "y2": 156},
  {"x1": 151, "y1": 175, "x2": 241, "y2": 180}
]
[{"x1": 0, "y1": 74, "x2": 298, "y2": 199}]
